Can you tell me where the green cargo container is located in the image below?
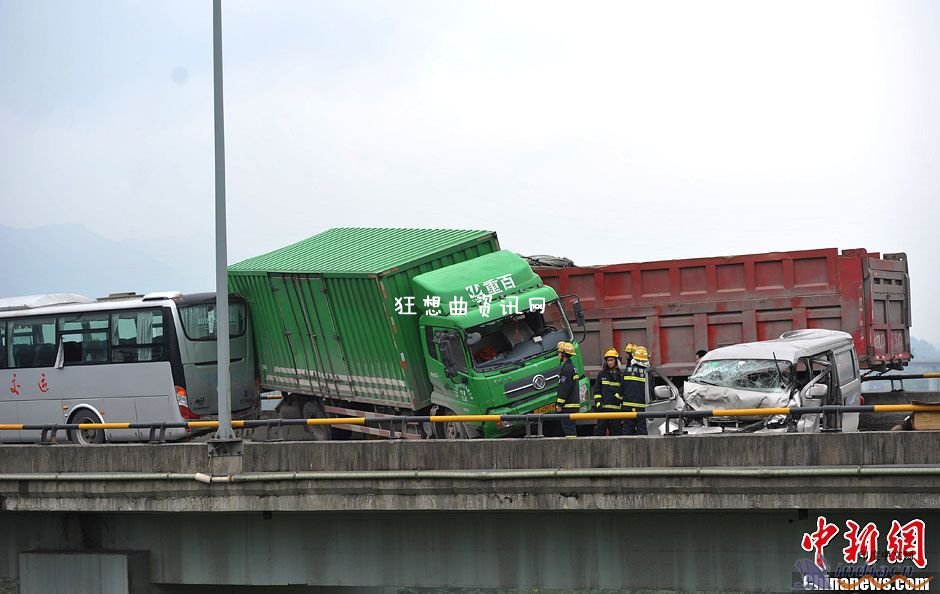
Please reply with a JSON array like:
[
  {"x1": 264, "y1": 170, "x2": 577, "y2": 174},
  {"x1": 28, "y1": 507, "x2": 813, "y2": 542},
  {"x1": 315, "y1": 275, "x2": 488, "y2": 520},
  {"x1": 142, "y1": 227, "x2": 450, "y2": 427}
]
[{"x1": 228, "y1": 228, "x2": 500, "y2": 411}]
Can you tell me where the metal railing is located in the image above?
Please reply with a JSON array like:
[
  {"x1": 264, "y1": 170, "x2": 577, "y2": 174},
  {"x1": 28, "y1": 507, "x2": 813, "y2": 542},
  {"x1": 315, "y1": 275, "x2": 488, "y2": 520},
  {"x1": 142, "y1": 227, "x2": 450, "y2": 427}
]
[
  {"x1": 861, "y1": 372, "x2": 940, "y2": 382},
  {"x1": 1, "y1": 402, "x2": 938, "y2": 443}
]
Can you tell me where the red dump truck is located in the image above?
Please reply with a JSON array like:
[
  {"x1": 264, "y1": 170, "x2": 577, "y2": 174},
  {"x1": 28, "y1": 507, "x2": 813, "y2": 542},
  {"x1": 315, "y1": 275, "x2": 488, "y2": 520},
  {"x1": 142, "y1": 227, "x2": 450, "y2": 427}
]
[{"x1": 532, "y1": 248, "x2": 911, "y2": 379}]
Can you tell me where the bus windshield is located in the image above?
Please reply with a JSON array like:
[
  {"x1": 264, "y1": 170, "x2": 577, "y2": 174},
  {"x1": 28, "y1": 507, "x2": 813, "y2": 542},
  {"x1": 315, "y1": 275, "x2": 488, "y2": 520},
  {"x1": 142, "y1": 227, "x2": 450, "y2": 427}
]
[{"x1": 179, "y1": 301, "x2": 246, "y2": 340}]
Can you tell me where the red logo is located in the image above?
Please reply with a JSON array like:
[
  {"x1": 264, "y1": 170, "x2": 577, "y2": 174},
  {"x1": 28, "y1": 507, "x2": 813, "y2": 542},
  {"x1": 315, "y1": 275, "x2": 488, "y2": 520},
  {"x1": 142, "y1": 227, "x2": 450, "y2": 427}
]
[
  {"x1": 843, "y1": 521, "x2": 880, "y2": 565},
  {"x1": 887, "y1": 519, "x2": 927, "y2": 569},
  {"x1": 802, "y1": 515, "x2": 839, "y2": 570},
  {"x1": 802, "y1": 516, "x2": 927, "y2": 569}
]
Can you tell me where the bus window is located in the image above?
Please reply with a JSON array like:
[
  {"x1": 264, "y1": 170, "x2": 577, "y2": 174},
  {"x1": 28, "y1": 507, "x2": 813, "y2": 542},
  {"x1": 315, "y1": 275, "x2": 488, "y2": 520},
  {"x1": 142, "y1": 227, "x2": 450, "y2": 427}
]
[
  {"x1": 179, "y1": 301, "x2": 246, "y2": 340},
  {"x1": 58, "y1": 314, "x2": 109, "y2": 364},
  {"x1": 111, "y1": 309, "x2": 166, "y2": 362},
  {"x1": 9, "y1": 318, "x2": 56, "y2": 368}
]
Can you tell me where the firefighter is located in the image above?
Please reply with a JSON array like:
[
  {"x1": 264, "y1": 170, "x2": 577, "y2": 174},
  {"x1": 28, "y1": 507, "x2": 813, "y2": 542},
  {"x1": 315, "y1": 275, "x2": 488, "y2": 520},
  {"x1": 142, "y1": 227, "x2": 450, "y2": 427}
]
[
  {"x1": 621, "y1": 345, "x2": 650, "y2": 435},
  {"x1": 593, "y1": 348, "x2": 624, "y2": 436},
  {"x1": 622, "y1": 343, "x2": 637, "y2": 367},
  {"x1": 555, "y1": 341, "x2": 580, "y2": 438}
]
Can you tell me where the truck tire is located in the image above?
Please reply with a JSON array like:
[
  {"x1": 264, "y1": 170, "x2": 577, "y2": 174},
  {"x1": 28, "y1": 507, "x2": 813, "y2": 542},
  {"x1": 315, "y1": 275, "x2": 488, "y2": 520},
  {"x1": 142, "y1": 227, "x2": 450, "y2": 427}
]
[
  {"x1": 300, "y1": 398, "x2": 332, "y2": 441},
  {"x1": 434, "y1": 408, "x2": 469, "y2": 440}
]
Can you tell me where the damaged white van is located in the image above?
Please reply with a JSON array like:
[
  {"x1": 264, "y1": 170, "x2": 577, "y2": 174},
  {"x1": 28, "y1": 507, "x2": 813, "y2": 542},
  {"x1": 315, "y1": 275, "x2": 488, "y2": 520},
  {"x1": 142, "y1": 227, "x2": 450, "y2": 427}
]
[{"x1": 656, "y1": 329, "x2": 861, "y2": 434}]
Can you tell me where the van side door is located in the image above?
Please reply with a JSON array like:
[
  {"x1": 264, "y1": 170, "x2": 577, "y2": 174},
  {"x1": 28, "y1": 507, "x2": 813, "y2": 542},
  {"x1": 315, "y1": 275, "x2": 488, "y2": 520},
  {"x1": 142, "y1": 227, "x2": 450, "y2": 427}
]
[
  {"x1": 796, "y1": 353, "x2": 837, "y2": 431},
  {"x1": 834, "y1": 347, "x2": 861, "y2": 432}
]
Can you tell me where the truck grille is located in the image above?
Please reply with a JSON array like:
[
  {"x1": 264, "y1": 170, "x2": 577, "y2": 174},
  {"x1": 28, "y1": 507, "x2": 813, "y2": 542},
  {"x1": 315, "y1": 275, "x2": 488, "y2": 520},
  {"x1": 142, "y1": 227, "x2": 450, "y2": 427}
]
[{"x1": 504, "y1": 367, "x2": 561, "y2": 400}]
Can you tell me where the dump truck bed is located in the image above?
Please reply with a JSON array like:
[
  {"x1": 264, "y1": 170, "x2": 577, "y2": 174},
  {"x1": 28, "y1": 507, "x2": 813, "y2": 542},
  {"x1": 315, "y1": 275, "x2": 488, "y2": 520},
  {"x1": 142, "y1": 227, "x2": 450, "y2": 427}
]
[{"x1": 534, "y1": 248, "x2": 911, "y2": 377}]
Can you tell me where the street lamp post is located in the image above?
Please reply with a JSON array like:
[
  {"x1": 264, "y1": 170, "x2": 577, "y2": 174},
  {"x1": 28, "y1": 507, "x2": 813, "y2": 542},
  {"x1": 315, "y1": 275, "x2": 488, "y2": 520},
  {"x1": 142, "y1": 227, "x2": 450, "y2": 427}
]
[{"x1": 209, "y1": 0, "x2": 240, "y2": 455}]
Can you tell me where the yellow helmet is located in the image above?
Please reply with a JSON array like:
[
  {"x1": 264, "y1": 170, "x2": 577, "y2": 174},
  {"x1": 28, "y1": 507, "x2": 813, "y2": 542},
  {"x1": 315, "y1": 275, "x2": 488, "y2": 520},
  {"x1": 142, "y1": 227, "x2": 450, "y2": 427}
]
[
  {"x1": 603, "y1": 348, "x2": 619, "y2": 359},
  {"x1": 557, "y1": 341, "x2": 577, "y2": 356},
  {"x1": 632, "y1": 346, "x2": 650, "y2": 364},
  {"x1": 624, "y1": 343, "x2": 637, "y2": 354}
]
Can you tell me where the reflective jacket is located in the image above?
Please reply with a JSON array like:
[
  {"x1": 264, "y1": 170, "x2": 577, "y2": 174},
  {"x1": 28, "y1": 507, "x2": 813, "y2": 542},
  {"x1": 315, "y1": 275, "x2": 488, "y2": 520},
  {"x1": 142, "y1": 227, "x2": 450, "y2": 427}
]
[
  {"x1": 593, "y1": 367, "x2": 624, "y2": 410},
  {"x1": 621, "y1": 364, "x2": 649, "y2": 409},
  {"x1": 555, "y1": 359, "x2": 581, "y2": 409}
]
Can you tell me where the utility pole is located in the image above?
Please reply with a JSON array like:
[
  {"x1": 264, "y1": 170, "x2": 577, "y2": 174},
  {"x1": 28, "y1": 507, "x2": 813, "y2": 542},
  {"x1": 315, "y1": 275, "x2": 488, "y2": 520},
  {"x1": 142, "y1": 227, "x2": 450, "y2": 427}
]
[{"x1": 209, "y1": 0, "x2": 241, "y2": 456}]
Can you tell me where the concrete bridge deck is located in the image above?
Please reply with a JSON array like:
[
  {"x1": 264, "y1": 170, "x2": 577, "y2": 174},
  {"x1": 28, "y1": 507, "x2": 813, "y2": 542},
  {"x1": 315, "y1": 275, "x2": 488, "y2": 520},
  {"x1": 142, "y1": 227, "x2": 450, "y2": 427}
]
[
  {"x1": 1, "y1": 432, "x2": 938, "y2": 513},
  {"x1": 1, "y1": 432, "x2": 939, "y2": 592}
]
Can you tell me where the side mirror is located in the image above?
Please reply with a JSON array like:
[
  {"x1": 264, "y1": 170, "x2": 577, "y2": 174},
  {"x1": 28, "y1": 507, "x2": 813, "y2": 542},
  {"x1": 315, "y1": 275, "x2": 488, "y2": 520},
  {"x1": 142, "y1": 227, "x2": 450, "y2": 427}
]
[
  {"x1": 434, "y1": 332, "x2": 459, "y2": 379},
  {"x1": 654, "y1": 385, "x2": 676, "y2": 401},
  {"x1": 573, "y1": 301, "x2": 585, "y2": 328},
  {"x1": 466, "y1": 332, "x2": 482, "y2": 346},
  {"x1": 439, "y1": 342, "x2": 457, "y2": 378},
  {"x1": 808, "y1": 383, "x2": 828, "y2": 398}
]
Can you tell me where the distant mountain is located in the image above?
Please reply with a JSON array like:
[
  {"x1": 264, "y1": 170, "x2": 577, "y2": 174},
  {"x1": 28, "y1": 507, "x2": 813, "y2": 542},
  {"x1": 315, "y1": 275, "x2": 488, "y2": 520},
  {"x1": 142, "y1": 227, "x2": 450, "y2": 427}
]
[
  {"x1": 911, "y1": 336, "x2": 940, "y2": 362},
  {"x1": 0, "y1": 224, "x2": 215, "y2": 299}
]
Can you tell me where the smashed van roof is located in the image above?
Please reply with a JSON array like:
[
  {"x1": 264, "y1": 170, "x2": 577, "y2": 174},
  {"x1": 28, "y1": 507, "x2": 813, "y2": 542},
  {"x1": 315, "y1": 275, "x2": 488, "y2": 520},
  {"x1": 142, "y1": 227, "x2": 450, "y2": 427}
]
[{"x1": 701, "y1": 329, "x2": 854, "y2": 364}]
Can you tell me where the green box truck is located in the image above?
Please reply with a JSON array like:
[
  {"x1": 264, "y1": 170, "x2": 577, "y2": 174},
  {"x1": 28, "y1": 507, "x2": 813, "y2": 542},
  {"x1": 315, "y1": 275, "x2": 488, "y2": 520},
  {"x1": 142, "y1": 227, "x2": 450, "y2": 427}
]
[{"x1": 228, "y1": 228, "x2": 589, "y2": 438}]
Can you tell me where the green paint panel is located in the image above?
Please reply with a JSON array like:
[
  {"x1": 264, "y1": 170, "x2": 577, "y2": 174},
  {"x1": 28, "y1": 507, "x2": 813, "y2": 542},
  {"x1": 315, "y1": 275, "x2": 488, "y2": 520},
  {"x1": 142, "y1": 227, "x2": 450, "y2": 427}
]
[
  {"x1": 449, "y1": 285, "x2": 560, "y2": 329},
  {"x1": 411, "y1": 250, "x2": 542, "y2": 315},
  {"x1": 229, "y1": 228, "x2": 494, "y2": 276},
  {"x1": 229, "y1": 228, "x2": 499, "y2": 410}
]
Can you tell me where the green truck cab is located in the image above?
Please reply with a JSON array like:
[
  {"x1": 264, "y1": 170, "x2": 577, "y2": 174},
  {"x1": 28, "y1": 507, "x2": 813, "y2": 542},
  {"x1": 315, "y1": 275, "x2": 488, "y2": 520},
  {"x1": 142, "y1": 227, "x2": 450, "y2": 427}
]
[
  {"x1": 228, "y1": 228, "x2": 588, "y2": 439},
  {"x1": 414, "y1": 250, "x2": 589, "y2": 438}
]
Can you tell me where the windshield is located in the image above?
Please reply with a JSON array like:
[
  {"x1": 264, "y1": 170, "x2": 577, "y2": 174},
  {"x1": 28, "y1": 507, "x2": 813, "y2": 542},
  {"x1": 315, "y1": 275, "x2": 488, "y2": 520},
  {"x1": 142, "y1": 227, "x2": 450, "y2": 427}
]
[
  {"x1": 689, "y1": 359, "x2": 793, "y2": 393},
  {"x1": 179, "y1": 301, "x2": 247, "y2": 341},
  {"x1": 467, "y1": 300, "x2": 572, "y2": 371}
]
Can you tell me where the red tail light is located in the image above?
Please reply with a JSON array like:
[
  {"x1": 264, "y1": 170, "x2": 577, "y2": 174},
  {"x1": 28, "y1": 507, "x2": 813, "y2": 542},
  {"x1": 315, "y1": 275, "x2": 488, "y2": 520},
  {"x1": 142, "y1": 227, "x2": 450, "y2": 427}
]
[
  {"x1": 175, "y1": 385, "x2": 201, "y2": 420},
  {"x1": 860, "y1": 395, "x2": 865, "y2": 406}
]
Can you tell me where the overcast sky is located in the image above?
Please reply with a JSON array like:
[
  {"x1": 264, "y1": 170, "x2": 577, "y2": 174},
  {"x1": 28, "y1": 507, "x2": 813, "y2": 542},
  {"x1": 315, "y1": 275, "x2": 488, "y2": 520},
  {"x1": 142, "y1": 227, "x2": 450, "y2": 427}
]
[{"x1": 1, "y1": 1, "x2": 937, "y2": 343}]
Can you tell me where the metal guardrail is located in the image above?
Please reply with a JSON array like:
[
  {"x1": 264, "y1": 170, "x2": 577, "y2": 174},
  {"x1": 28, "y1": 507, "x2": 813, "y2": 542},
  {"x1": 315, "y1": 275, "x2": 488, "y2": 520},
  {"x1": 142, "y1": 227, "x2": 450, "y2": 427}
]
[
  {"x1": 861, "y1": 372, "x2": 940, "y2": 382},
  {"x1": 1, "y1": 403, "x2": 938, "y2": 443}
]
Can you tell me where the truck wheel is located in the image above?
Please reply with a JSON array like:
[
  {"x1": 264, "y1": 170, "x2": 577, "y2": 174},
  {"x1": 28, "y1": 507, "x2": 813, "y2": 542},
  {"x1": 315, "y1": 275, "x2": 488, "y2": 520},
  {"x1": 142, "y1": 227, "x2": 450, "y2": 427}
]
[
  {"x1": 301, "y1": 399, "x2": 332, "y2": 441},
  {"x1": 434, "y1": 408, "x2": 469, "y2": 440}
]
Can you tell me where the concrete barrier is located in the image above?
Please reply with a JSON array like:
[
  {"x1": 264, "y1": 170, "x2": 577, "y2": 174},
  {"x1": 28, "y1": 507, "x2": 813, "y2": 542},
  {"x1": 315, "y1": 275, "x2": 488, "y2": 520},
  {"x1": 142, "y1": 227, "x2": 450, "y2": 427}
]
[{"x1": 0, "y1": 431, "x2": 937, "y2": 475}]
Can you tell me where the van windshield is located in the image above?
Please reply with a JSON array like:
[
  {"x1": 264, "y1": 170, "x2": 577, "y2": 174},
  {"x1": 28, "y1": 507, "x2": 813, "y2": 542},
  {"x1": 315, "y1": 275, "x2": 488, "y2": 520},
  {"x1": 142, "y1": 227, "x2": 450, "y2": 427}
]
[
  {"x1": 467, "y1": 300, "x2": 571, "y2": 371},
  {"x1": 689, "y1": 359, "x2": 793, "y2": 393}
]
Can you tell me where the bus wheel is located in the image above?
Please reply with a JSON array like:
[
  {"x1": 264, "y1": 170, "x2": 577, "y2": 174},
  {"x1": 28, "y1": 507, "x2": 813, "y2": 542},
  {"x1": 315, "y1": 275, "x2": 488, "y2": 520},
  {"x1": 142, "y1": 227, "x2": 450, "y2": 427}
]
[
  {"x1": 435, "y1": 408, "x2": 468, "y2": 440},
  {"x1": 68, "y1": 410, "x2": 105, "y2": 445},
  {"x1": 300, "y1": 399, "x2": 331, "y2": 441}
]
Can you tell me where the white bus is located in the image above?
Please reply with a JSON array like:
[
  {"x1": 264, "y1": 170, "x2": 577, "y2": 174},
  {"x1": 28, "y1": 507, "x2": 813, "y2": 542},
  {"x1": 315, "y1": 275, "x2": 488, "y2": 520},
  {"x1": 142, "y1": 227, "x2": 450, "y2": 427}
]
[{"x1": 0, "y1": 292, "x2": 259, "y2": 443}]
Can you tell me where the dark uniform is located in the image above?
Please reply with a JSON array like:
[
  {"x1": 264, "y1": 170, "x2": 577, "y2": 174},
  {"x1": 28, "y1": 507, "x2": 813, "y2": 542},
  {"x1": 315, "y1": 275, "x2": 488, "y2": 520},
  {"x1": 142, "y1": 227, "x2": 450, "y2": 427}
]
[
  {"x1": 621, "y1": 363, "x2": 649, "y2": 435},
  {"x1": 555, "y1": 358, "x2": 580, "y2": 437},
  {"x1": 593, "y1": 367, "x2": 623, "y2": 436}
]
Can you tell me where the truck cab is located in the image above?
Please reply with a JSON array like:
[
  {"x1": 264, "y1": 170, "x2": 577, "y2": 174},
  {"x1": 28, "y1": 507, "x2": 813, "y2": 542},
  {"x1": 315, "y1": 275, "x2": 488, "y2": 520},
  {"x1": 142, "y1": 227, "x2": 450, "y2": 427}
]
[{"x1": 414, "y1": 251, "x2": 590, "y2": 438}]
